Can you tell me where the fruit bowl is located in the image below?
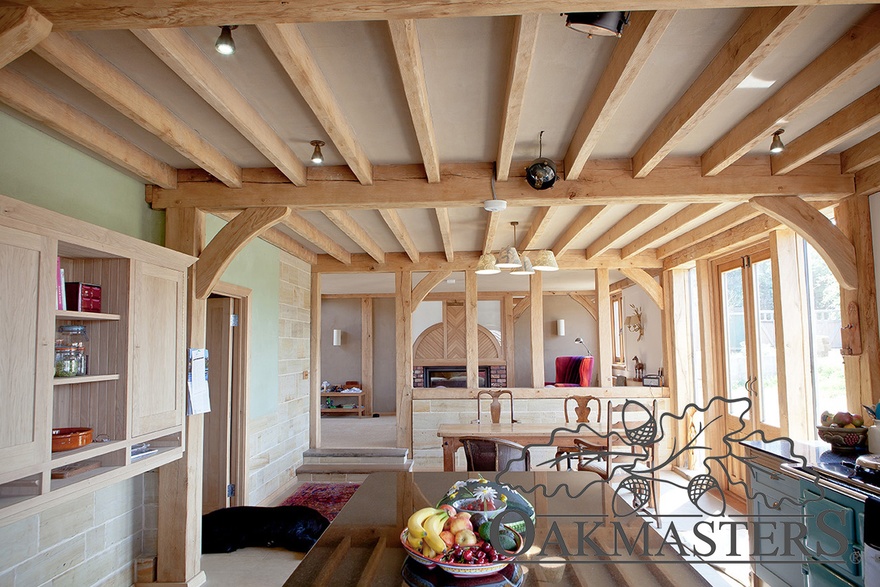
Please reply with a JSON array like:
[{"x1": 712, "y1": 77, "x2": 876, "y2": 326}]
[
  {"x1": 452, "y1": 497, "x2": 507, "y2": 519},
  {"x1": 400, "y1": 528, "x2": 522, "y2": 577},
  {"x1": 817, "y1": 425, "x2": 868, "y2": 453},
  {"x1": 51, "y1": 427, "x2": 93, "y2": 452}
]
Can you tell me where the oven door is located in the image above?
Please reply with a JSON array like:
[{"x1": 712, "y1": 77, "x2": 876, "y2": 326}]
[{"x1": 865, "y1": 545, "x2": 880, "y2": 585}]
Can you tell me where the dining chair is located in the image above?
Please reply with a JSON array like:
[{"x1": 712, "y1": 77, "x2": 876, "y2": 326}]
[
  {"x1": 473, "y1": 389, "x2": 517, "y2": 424},
  {"x1": 459, "y1": 437, "x2": 531, "y2": 472},
  {"x1": 554, "y1": 395, "x2": 602, "y2": 470}
]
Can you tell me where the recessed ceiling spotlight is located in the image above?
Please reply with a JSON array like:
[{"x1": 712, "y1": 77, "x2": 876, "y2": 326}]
[
  {"x1": 215, "y1": 25, "x2": 238, "y2": 55},
  {"x1": 770, "y1": 129, "x2": 785, "y2": 154},
  {"x1": 310, "y1": 140, "x2": 325, "y2": 164}
]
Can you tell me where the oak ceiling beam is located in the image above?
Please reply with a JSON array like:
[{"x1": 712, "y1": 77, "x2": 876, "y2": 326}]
[
  {"x1": 551, "y1": 205, "x2": 607, "y2": 257},
  {"x1": 213, "y1": 211, "x2": 317, "y2": 264},
  {"x1": 620, "y1": 203, "x2": 719, "y2": 258},
  {"x1": 564, "y1": 10, "x2": 674, "y2": 180},
  {"x1": 150, "y1": 158, "x2": 853, "y2": 210},
  {"x1": 257, "y1": 24, "x2": 372, "y2": 185},
  {"x1": 412, "y1": 269, "x2": 452, "y2": 310},
  {"x1": 663, "y1": 214, "x2": 781, "y2": 269},
  {"x1": 0, "y1": 69, "x2": 177, "y2": 188},
  {"x1": 656, "y1": 203, "x2": 764, "y2": 258},
  {"x1": 855, "y1": 161, "x2": 880, "y2": 198},
  {"x1": 632, "y1": 6, "x2": 810, "y2": 178},
  {"x1": 701, "y1": 9, "x2": 880, "y2": 177},
  {"x1": 283, "y1": 212, "x2": 351, "y2": 264},
  {"x1": 435, "y1": 208, "x2": 454, "y2": 261},
  {"x1": 133, "y1": 28, "x2": 308, "y2": 186},
  {"x1": 0, "y1": 6, "x2": 51, "y2": 69},
  {"x1": 482, "y1": 210, "x2": 501, "y2": 255},
  {"x1": 496, "y1": 14, "x2": 540, "y2": 182},
  {"x1": 772, "y1": 85, "x2": 880, "y2": 176},
  {"x1": 14, "y1": 1, "x2": 879, "y2": 30},
  {"x1": 519, "y1": 206, "x2": 556, "y2": 252},
  {"x1": 585, "y1": 204, "x2": 667, "y2": 259},
  {"x1": 841, "y1": 131, "x2": 880, "y2": 174},
  {"x1": 196, "y1": 206, "x2": 290, "y2": 298},
  {"x1": 323, "y1": 209, "x2": 385, "y2": 263},
  {"x1": 379, "y1": 209, "x2": 420, "y2": 263},
  {"x1": 33, "y1": 32, "x2": 242, "y2": 188},
  {"x1": 749, "y1": 195, "x2": 857, "y2": 289},
  {"x1": 388, "y1": 19, "x2": 440, "y2": 184},
  {"x1": 620, "y1": 267, "x2": 663, "y2": 309}
]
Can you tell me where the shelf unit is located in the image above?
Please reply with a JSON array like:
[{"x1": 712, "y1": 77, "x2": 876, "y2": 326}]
[
  {"x1": 0, "y1": 194, "x2": 196, "y2": 523},
  {"x1": 321, "y1": 391, "x2": 366, "y2": 416}
]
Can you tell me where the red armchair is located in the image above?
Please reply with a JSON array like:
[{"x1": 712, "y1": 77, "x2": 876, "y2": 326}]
[{"x1": 546, "y1": 355, "x2": 594, "y2": 387}]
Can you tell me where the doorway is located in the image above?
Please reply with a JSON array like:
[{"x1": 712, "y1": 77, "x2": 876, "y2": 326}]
[{"x1": 203, "y1": 283, "x2": 250, "y2": 513}]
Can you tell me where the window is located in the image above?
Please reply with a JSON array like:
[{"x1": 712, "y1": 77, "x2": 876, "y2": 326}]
[{"x1": 611, "y1": 292, "x2": 625, "y2": 365}]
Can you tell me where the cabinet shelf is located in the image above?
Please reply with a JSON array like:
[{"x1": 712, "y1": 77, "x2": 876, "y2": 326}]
[
  {"x1": 50, "y1": 439, "x2": 126, "y2": 466},
  {"x1": 55, "y1": 310, "x2": 120, "y2": 321},
  {"x1": 53, "y1": 374, "x2": 119, "y2": 386},
  {"x1": 321, "y1": 391, "x2": 363, "y2": 397}
]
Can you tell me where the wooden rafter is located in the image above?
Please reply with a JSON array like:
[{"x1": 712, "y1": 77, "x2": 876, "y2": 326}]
[
  {"x1": 213, "y1": 211, "x2": 317, "y2": 264},
  {"x1": 663, "y1": 214, "x2": 782, "y2": 269},
  {"x1": 322, "y1": 210, "x2": 385, "y2": 263},
  {"x1": 379, "y1": 209, "x2": 420, "y2": 262},
  {"x1": 196, "y1": 207, "x2": 290, "y2": 298},
  {"x1": 482, "y1": 211, "x2": 501, "y2": 255},
  {"x1": 749, "y1": 195, "x2": 857, "y2": 289},
  {"x1": 283, "y1": 212, "x2": 351, "y2": 264},
  {"x1": 841, "y1": 130, "x2": 880, "y2": 174},
  {"x1": 551, "y1": 206, "x2": 606, "y2": 257},
  {"x1": 620, "y1": 267, "x2": 664, "y2": 309},
  {"x1": 0, "y1": 6, "x2": 51, "y2": 69},
  {"x1": 632, "y1": 6, "x2": 811, "y2": 178},
  {"x1": 701, "y1": 9, "x2": 880, "y2": 176},
  {"x1": 570, "y1": 293, "x2": 598, "y2": 321},
  {"x1": 0, "y1": 69, "x2": 177, "y2": 188},
  {"x1": 257, "y1": 24, "x2": 372, "y2": 185},
  {"x1": 518, "y1": 206, "x2": 556, "y2": 251},
  {"x1": 496, "y1": 14, "x2": 539, "y2": 182},
  {"x1": 620, "y1": 203, "x2": 719, "y2": 258},
  {"x1": 772, "y1": 85, "x2": 880, "y2": 176},
  {"x1": 33, "y1": 32, "x2": 242, "y2": 188},
  {"x1": 564, "y1": 10, "x2": 675, "y2": 180},
  {"x1": 512, "y1": 296, "x2": 530, "y2": 321},
  {"x1": 388, "y1": 19, "x2": 440, "y2": 183},
  {"x1": 655, "y1": 203, "x2": 762, "y2": 258},
  {"x1": 412, "y1": 269, "x2": 452, "y2": 310},
  {"x1": 133, "y1": 28, "x2": 308, "y2": 187},
  {"x1": 585, "y1": 204, "x2": 666, "y2": 260},
  {"x1": 856, "y1": 161, "x2": 880, "y2": 197},
  {"x1": 435, "y1": 208, "x2": 454, "y2": 261}
]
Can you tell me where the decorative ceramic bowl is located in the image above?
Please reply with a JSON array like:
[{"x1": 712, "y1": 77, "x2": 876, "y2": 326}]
[
  {"x1": 400, "y1": 528, "x2": 521, "y2": 577},
  {"x1": 51, "y1": 427, "x2": 93, "y2": 452},
  {"x1": 817, "y1": 425, "x2": 868, "y2": 452},
  {"x1": 452, "y1": 498, "x2": 507, "y2": 520}
]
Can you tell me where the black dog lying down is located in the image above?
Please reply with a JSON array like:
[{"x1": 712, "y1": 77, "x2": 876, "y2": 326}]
[{"x1": 202, "y1": 505, "x2": 330, "y2": 553}]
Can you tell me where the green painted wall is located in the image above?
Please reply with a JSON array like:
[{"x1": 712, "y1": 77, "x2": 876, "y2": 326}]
[
  {"x1": 0, "y1": 111, "x2": 164, "y2": 244},
  {"x1": 206, "y1": 215, "x2": 280, "y2": 419}
]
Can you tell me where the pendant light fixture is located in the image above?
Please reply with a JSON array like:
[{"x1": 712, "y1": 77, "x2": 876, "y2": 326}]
[
  {"x1": 310, "y1": 140, "x2": 325, "y2": 164},
  {"x1": 532, "y1": 249, "x2": 559, "y2": 271},
  {"x1": 510, "y1": 255, "x2": 534, "y2": 275},
  {"x1": 475, "y1": 253, "x2": 501, "y2": 275},
  {"x1": 564, "y1": 12, "x2": 630, "y2": 38},
  {"x1": 525, "y1": 131, "x2": 558, "y2": 190},
  {"x1": 496, "y1": 222, "x2": 522, "y2": 269},
  {"x1": 769, "y1": 129, "x2": 785, "y2": 154},
  {"x1": 215, "y1": 25, "x2": 238, "y2": 55}
]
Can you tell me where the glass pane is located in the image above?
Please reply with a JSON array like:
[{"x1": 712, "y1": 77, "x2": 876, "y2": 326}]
[
  {"x1": 806, "y1": 244, "x2": 846, "y2": 428},
  {"x1": 688, "y1": 268, "x2": 703, "y2": 404},
  {"x1": 721, "y1": 268, "x2": 748, "y2": 416},
  {"x1": 612, "y1": 297, "x2": 622, "y2": 362},
  {"x1": 752, "y1": 259, "x2": 779, "y2": 427}
]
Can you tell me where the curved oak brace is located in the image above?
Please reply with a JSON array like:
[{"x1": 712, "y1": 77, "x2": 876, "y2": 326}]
[
  {"x1": 411, "y1": 269, "x2": 451, "y2": 311},
  {"x1": 195, "y1": 206, "x2": 290, "y2": 299},
  {"x1": 570, "y1": 293, "x2": 598, "y2": 321},
  {"x1": 620, "y1": 267, "x2": 664, "y2": 309},
  {"x1": 0, "y1": 7, "x2": 51, "y2": 69},
  {"x1": 750, "y1": 196, "x2": 857, "y2": 290}
]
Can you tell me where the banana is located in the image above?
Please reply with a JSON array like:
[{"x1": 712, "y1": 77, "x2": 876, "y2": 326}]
[
  {"x1": 407, "y1": 507, "x2": 439, "y2": 538},
  {"x1": 407, "y1": 531, "x2": 423, "y2": 551},
  {"x1": 421, "y1": 543, "x2": 437, "y2": 559},
  {"x1": 423, "y1": 512, "x2": 449, "y2": 554}
]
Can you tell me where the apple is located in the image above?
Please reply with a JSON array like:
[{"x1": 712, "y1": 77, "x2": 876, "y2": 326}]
[
  {"x1": 853, "y1": 415, "x2": 865, "y2": 427},
  {"x1": 448, "y1": 516, "x2": 473, "y2": 535},
  {"x1": 456, "y1": 511, "x2": 472, "y2": 520},
  {"x1": 833, "y1": 412, "x2": 853, "y2": 426},
  {"x1": 439, "y1": 504, "x2": 456, "y2": 517},
  {"x1": 440, "y1": 530, "x2": 455, "y2": 547},
  {"x1": 454, "y1": 529, "x2": 478, "y2": 546},
  {"x1": 820, "y1": 411, "x2": 834, "y2": 426}
]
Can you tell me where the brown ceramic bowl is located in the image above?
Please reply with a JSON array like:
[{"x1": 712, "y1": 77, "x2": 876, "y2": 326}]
[
  {"x1": 817, "y1": 425, "x2": 868, "y2": 453},
  {"x1": 52, "y1": 427, "x2": 93, "y2": 452}
]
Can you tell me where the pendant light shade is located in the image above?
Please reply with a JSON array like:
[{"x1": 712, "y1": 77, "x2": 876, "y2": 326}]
[
  {"x1": 769, "y1": 129, "x2": 785, "y2": 154},
  {"x1": 565, "y1": 12, "x2": 629, "y2": 37},
  {"x1": 475, "y1": 253, "x2": 501, "y2": 275},
  {"x1": 525, "y1": 131, "x2": 558, "y2": 190},
  {"x1": 532, "y1": 250, "x2": 559, "y2": 271},
  {"x1": 215, "y1": 25, "x2": 237, "y2": 55},
  {"x1": 310, "y1": 140, "x2": 325, "y2": 164},
  {"x1": 496, "y1": 245, "x2": 522, "y2": 269},
  {"x1": 510, "y1": 255, "x2": 534, "y2": 275}
]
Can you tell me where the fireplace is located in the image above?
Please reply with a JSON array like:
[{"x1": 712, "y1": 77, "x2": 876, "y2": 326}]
[{"x1": 424, "y1": 366, "x2": 488, "y2": 388}]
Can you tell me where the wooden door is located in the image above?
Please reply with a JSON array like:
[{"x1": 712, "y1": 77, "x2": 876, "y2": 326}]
[
  {"x1": 203, "y1": 297, "x2": 234, "y2": 514},
  {"x1": 0, "y1": 225, "x2": 54, "y2": 474}
]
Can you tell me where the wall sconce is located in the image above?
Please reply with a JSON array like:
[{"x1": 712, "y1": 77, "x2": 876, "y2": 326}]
[
  {"x1": 332, "y1": 329, "x2": 342, "y2": 346},
  {"x1": 625, "y1": 305, "x2": 644, "y2": 341},
  {"x1": 556, "y1": 319, "x2": 565, "y2": 337}
]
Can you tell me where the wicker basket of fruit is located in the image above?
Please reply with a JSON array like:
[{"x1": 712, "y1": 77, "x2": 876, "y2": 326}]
[{"x1": 818, "y1": 410, "x2": 868, "y2": 453}]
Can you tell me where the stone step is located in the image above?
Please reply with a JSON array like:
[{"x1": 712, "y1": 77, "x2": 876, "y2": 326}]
[
  {"x1": 302, "y1": 447, "x2": 408, "y2": 465},
  {"x1": 295, "y1": 460, "x2": 414, "y2": 483}
]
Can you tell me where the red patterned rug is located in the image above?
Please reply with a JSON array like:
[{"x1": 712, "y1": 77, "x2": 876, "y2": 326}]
[{"x1": 280, "y1": 482, "x2": 360, "y2": 522}]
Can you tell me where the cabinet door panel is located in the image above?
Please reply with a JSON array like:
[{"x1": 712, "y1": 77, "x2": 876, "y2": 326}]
[
  {"x1": 0, "y1": 226, "x2": 53, "y2": 472},
  {"x1": 130, "y1": 261, "x2": 185, "y2": 437}
]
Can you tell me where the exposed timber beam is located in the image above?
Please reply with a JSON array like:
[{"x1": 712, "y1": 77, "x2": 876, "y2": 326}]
[
  {"x1": 512, "y1": 296, "x2": 530, "y2": 322},
  {"x1": 570, "y1": 293, "x2": 598, "y2": 321},
  {"x1": 663, "y1": 214, "x2": 782, "y2": 269},
  {"x1": 379, "y1": 209, "x2": 420, "y2": 262},
  {"x1": 586, "y1": 204, "x2": 666, "y2": 260},
  {"x1": 620, "y1": 267, "x2": 664, "y2": 309},
  {"x1": 323, "y1": 210, "x2": 385, "y2": 263},
  {"x1": 33, "y1": 32, "x2": 242, "y2": 188},
  {"x1": 565, "y1": 10, "x2": 674, "y2": 180},
  {"x1": 656, "y1": 203, "x2": 762, "y2": 258},
  {"x1": 856, "y1": 161, "x2": 880, "y2": 197},
  {"x1": 388, "y1": 19, "x2": 440, "y2": 183},
  {"x1": 0, "y1": 69, "x2": 176, "y2": 188},
  {"x1": 435, "y1": 208, "x2": 454, "y2": 261},
  {"x1": 842, "y1": 130, "x2": 880, "y2": 174},
  {"x1": 257, "y1": 24, "x2": 372, "y2": 185},
  {"x1": 750, "y1": 195, "x2": 857, "y2": 289},
  {"x1": 0, "y1": 6, "x2": 51, "y2": 69},
  {"x1": 772, "y1": 84, "x2": 880, "y2": 176},
  {"x1": 134, "y1": 28, "x2": 308, "y2": 186},
  {"x1": 196, "y1": 207, "x2": 290, "y2": 298},
  {"x1": 482, "y1": 211, "x2": 501, "y2": 255},
  {"x1": 496, "y1": 14, "x2": 539, "y2": 181},
  {"x1": 621, "y1": 203, "x2": 719, "y2": 258},
  {"x1": 283, "y1": 212, "x2": 351, "y2": 264},
  {"x1": 213, "y1": 211, "x2": 317, "y2": 264},
  {"x1": 519, "y1": 206, "x2": 556, "y2": 251},
  {"x1": 551, "y1": 206, "x2": 606, "y2": 257},
  {"x1": 412, "y1": 270, "x2": 452, "y2": 310},
  {"x1": 701, "y1": 9, "x2": 880, "y2": 177},
  {"x1": 150, "y1": 158, "x2": 853, "y2": 210},
  {"x1": 632, "y1": 6, "x2": 810, "y2": 178}
]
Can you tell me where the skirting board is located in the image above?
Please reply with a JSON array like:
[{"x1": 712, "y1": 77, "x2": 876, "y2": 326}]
[
  {"x1": 135, "y1": 570, "x2": 206, "y2": 587},
  {"x1": 263, "y1": 476, "x2": 301, "y2": 506}
]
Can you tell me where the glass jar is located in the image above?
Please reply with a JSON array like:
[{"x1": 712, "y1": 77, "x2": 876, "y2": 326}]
[{"x1": 56, "y1": 325, "x2": 88, "y2": 376}]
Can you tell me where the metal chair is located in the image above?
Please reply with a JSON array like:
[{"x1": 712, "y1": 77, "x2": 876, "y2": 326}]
[
  {"x1": 473, "y1": 389, "x2": 517, "y2": 424},
  {"x1": 460, "y1": 437, "x2": 530, "y2": 472},
  {"x1": 554, "y1": 395, "x2": 602, "y2": 470}
]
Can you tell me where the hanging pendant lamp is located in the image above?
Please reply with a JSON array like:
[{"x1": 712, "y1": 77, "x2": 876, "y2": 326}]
[
  {"x1": 526, "y1": 131, "x2": 558, "y2": 190},
  {"x1": 532, "y1": 249, "x2": 559, "y2": 271},
  {"x1": 496, "y1": 222, "x2": 523, "y2": 269},
  {"x1": 510, "y1": 255, "x2": 534, "y2": 275},
  {"x1": 475, "y1": 253, "x2": 501, "y2": 275}
]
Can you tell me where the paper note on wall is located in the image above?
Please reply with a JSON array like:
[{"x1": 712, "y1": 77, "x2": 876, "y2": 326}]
[{"x1": 187, "y1": 348, "x2": 211, "y2": 415}]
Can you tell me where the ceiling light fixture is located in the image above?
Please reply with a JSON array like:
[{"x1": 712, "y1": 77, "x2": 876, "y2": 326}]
[
  {"x1": 484, "y1": 173, "x2": 507, "y2": 212},
  {"x1": 564, "y1": 12, "x2": 630, "y2": 38},
  {"x1": 310, "y1": 140, "x2": 325, "y2": 164},
  {"x1": 510, "y1": 255, "x2": 534, "y2": 276},
  {"x1": 475, "y1": 253, "x2": 501, "y2": 275},
  {"x1": 215, "y1": 25, "x2": 238, "y2": 55},
  {"x1": 769, "y1": 129, "x2": 785, "y2": 154},
  {"x1": 496, "y1": 222, "x2": 523, "y2": 269},
  {"x1": 525, "y1": 131, "x2": 557, "y2": 190},
  {"x1": 532, "y1": 249, "x2": 559, "y2": 272}
]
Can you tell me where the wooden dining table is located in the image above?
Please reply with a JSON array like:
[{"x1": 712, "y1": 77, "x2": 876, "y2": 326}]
[{"x1": 437, "y1": 422, "x2": 603, "y2": 472}]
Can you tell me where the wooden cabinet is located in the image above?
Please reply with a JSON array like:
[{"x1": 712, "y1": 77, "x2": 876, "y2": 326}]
[
  {"x1": 0, "y1": 195, "x2": 195, "y2": 522},
  {"x1": 321, "y1": 391, "x2": 366, "y2": 416}
]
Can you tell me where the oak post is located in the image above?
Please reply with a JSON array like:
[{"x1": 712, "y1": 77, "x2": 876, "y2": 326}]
[{"x1": 396, "y1": 271, "x2": 413, "y2": 450}]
